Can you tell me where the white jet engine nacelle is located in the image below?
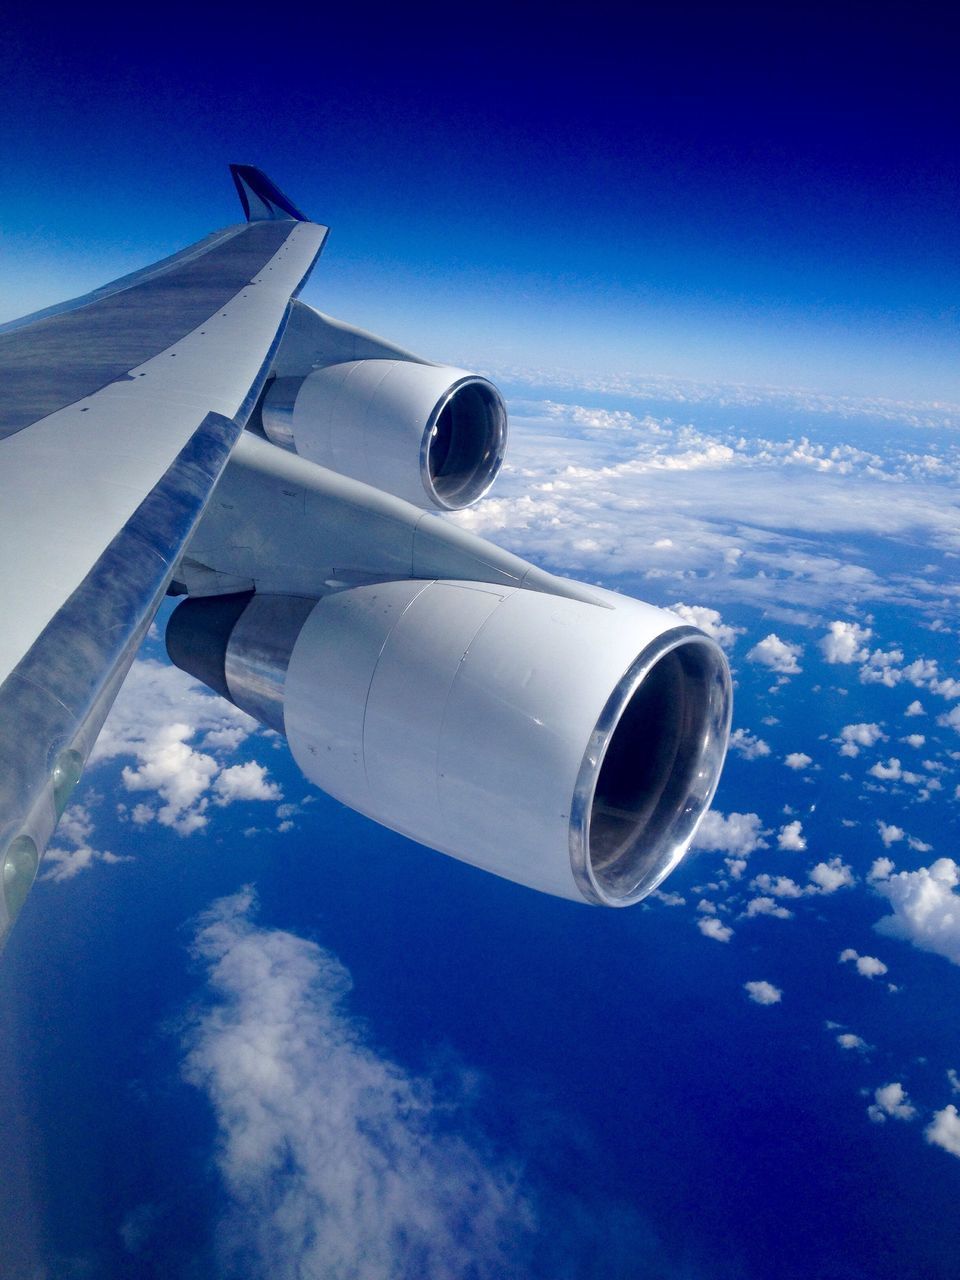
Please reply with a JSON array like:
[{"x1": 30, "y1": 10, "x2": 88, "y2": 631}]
[
  {"x1": 260, "y1": 362, "x2": 507, "y2": 511},
  {"x1": 167, "y1": 582, "x2": 731, "y2": 907},
  {"x1": 257, "y1": 302, "x2": 508, "y2": 511}
]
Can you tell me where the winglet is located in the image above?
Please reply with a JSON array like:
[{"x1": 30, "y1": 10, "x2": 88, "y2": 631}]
[{"x1": 230, "y1": 164, "x2": 308, "y2": 222}]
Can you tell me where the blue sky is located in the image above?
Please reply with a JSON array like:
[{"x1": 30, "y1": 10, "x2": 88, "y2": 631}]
[
  {"x1": 2, "y1": 5, "x2": 960, "y2": 397},
  {"x1": 3, "y1": 7, "x2": 960, "y2": 1278}
]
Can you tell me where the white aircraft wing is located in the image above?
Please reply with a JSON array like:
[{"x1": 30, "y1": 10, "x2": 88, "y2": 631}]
[{"x1": 0, "y1": 166, "x2": 327, "y2": 941}]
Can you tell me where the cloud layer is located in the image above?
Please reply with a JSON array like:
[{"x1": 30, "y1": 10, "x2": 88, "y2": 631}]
[
  {"x1": 181, "y1": 891, "x2": 670, "y2": 1280},
  {"x1": 182, "y1": 889, "x2": 539, "y2": 1279}
]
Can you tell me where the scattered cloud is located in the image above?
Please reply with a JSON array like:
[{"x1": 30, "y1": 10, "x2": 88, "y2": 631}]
[
  {"x1": 751, "y1": 873, "x2": 804, "y2": 898},
  {"x1": 120, "y1": 722, "x2": 221, "y2": 835},
  {"x1": 871, "y1": 857, "x2": 960, "y2": 966},
  {"x1": 650, "y1": 889, "x2": 686, "y2": 907},
  {"x1": 836, "y1": 1033, "x2": 869, "y2": 1052},
  {"x1": 692, "y1": 810, "x2": 767, "y2": 858},
  {"x1": 870, "y1": 758, "x2": 899, "y2": 782},
  {"x1": 926, "y1": 1106, "x2": 960, "y2": 1158},
  {"x1": 777, "y1": 820, "x2": 806, "y2": 852},
  {"x1": 747, "y1": 634, "x2": 803, "y2": 675},
  {"x1": 213, "y1": 761, "x2": 283, "y2": 806},
  {"x1": 837, "y1": 723, "x2": 886, "y2": 758},
  {"x1": 729, "y1": 729, "x2": 771, "y2": 760},
  {"x1": 698, "y1": 916, "x2": 733, "y2": 943},
  {"x1": 839, "y1": 949, "x2": 888, "y2": 979},
  {"x1": 820, "y1": 620, "x2": 872, "y2": 664},
  {"x1": 42, "y1": 803, "x2": 127, "y2": 882},
  {"x1": 905, "y1": 700, "x2": 926, "y2": 718},
  {"x1": 808, "y1": 858, "x2": 855, "y2": 894},
  {"x1": 859, "y1": 648, "x2": 905, "y2": 688},
  {"x1": 92, "y1": 660, "x2": 273, "y2": 837},
  {"x1": 784, "y1": 752, "x2": 813, "y2": 771},
  {"x1": 867, "y1": 1082, "x2": 916, "y2": 1124},
  {"x1": 670, "y1": 603, "x2": 743, "y2": 649},
  {"x1": 868, "y1": 857, "x2": 896, "y2": 882},
  {"x1": 744, "y1": 980, "x2": 782, "y2": 1005},
  {"x1": 744, "y1": 896, "x2": 793, "y2": 920}
]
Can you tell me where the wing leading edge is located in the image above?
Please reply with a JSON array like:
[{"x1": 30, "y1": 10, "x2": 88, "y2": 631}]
[{"x1": 0, "y1": 169, "x2": 327, "y2": 944}]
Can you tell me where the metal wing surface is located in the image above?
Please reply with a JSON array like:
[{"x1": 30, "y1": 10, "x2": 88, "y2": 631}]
[{"x1": 0, "y1": 167, "x2": 327, "y2": 941}]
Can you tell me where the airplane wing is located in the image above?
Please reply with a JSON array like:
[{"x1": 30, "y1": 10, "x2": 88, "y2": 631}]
[
  {"x1": 0, "y1": 166, "x2": 328, "y2": 942},
  {"x1": 1, "y1": 165, "x2": 732, "y2": 949}
]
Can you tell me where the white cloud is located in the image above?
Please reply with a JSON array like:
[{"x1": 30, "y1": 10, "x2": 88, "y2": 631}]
[
  {"x1": 747, "y1": 634, "x2": 803, "y2": 675},
  {"x1": 859, "y1": 648, "x2": 905, "y2": 688},
  {"x1": 121, "y1": 722, "x2": 219, "y2": 834},
  {"x1": 92, "y1": 659, "x2": 271, "y2": 837},
  {"x1": 784, "y1": 752, "x2": 813, "y2": 771},
  {"x1": 93, "y1": 659, "x2": 256, "y2": 765},
  {"x1": 729, "y1": 729, "x2": 771, "y2": 760},
  {"x1": 836, "y1": 1033, "x2": 868, "y2": 1052},
  {"x1": 837, "y1": 723, "x2": 886, "y2": 757},
  {"x1": 744, "y1": 896, "x2": 793, "y2": 920},
  {"x1": 871, "y1": 857, "x2": 960, "y2": 966},
  {"x1": 692, "y1": 810, "x2": 767, "y2": 858},
  {"x1": 820, "y1": 620, "x2": 872, "y2": 664},
  {"x1": 867, "y1": 1082, "x2": 916, "y2": 1124},
  {"x1": 808, "y1": 858, "x2": 855, "y2": 894},
  {"x1": 751, "y1": 873, "x2": 804, "y2": 898},
  {"x1": 41, "y1": 802, "x2": 128, "y2": 882},
  {"x1": 203, "y1": 726, "x2": 250, "y2": 751},
  {"x1": 839, "y1": 948, "x2": 888, "y2": 978},
  {"x1": 669, "y1": 603, "x2": 743, "y2": 650},
  {"x1": 868, "y1": 757, "x2": 903, "y2": 781},
  {"x1": 698, "y1": 916, "x2": 733, "y2": 942},
  {"x1": 651, "y1": 889, "x2": 685, "y2": 906},
  {"x1": 744, "y1": 980, "x2": 782, "y2": 1005},
  {"x1": 948, "y1": 1068, "x2": 960, "y2": 1096},
  {"x1": 877, "y1": 821, "x2": 905, "y2": 848},
  {"x1": 182, "y1": 889, "x2": 542, "y2": 1279},
  {"x1": 926, "y1": 1106, "x2": 960, "y2": 1158},
  {"x1": 449, "y1": 397, "x2": 960, "y2": 622},
  {"x1": 939, "y1": 707, "x2": 960, "y2": 734},
  {"x1": 900, "y1": 734, "x2": 926, "y2": 749},
  {"x1": 43, "y1": 845, "x2": 126, "y2": 881},
  {"x1": 213, "y1": 761, "x2": 283, "y2": 806},
  {"x1": 777, "y1": 820, "x2": 806, "y2": 851},
  {"x1": 905, "y1": 700, "x2": 926, "y2": 717}
]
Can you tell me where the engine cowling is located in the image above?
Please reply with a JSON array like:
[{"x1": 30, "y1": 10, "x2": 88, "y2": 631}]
[
  {"x1": 260, "y1": 362, "x2": 507, "y2": 511},
  {"x1": 167, "y1": 582, "x2": 731, "y2": 907}
]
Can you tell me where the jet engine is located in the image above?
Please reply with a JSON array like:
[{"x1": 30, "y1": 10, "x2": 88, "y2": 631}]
[
  {"x1": 167, "y1": 581, "x2": 731, "y2": 907},
  {"x1": 257, "y1": 303, "x2": 507, "y2": 510}
]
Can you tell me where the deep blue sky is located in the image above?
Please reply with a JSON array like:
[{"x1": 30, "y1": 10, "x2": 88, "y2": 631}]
[{"x1": 2, "y1": 3, "x2": 960, "y2": 396}]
